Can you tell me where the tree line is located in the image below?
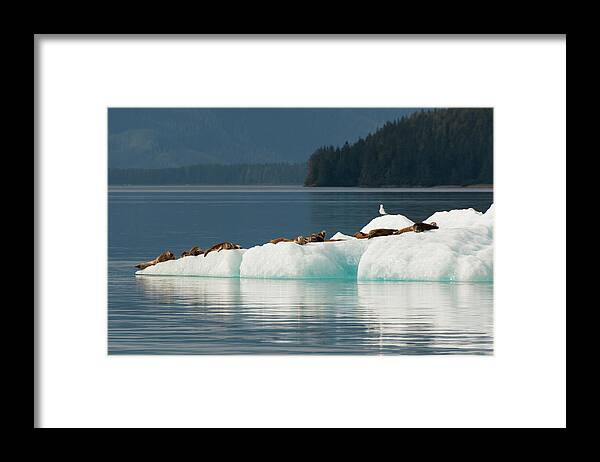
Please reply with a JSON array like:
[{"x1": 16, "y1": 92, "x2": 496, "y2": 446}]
[
  {"x1": 109, "y1": 109, "x2": 492, "y2": 187},
  {"x1": 108, "y1": 162, "x2": 307, "y2": 185},
  {"x1": 304, "y1": 108, "x2": 493, "y2": 187}
]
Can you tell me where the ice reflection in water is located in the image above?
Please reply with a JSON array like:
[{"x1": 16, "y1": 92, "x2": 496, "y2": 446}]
[{"x1": 108, "y1": 275, "x2": 492, "y2": 354}]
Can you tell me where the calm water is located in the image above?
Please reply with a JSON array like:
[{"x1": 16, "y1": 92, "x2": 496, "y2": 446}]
[{"x1": 108, "y1": 186, "x2": 493, "y2": 355}]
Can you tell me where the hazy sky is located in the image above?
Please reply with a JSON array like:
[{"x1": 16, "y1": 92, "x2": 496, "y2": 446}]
[{"x1": 108, "y1": 108, "x2": 420, "y2": 168}]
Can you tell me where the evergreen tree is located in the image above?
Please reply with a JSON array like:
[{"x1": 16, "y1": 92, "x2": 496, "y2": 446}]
[{"x1": 304, "y1": 108, "x2": 492, "y2": 187}]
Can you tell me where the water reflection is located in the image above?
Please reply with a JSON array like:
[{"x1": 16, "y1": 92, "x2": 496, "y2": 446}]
[
  {"x1": 108, "y1": 276, "x2": 492, "y2": 355},
  {"x1": 356, "y1": 282, "x2": 493, "y2": 354}
]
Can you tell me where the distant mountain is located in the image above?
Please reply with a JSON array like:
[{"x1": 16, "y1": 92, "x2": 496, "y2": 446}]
[
  {"x1": 108, "y1": 108, "x2": 416, "y2": 169},
  {"x1": 109, "y1": 162, "x2": 307, "y2": 185},
  {"x1": 305, "y1": 108, "x2": 493, "y2": 187}
]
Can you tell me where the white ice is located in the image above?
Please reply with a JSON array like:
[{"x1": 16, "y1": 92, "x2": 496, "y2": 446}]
[
  {"x1": 136, "y1": 204, "x2": 494, "y2": 282},
  {"x1": 240, "y1": 239, "x2": 369, "y2": 279},
  {"x1": 331, "y1": 231, "x2": 356, "y2": 240},
  {"x1": 360, "y1": 214, "x2": 414, "y2": 233}
]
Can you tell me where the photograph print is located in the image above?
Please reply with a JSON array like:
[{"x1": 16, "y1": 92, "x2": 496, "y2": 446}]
[{"x1": 108, "y1": 108, "x2": 494, "y2": 355}]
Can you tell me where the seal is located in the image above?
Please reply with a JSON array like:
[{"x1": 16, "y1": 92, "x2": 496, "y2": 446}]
[
  {"x1": 203, "y1": 242, "x2": 242, "y2": 257},
  {"x1": 135, "y1": 250, "x2": 176, "y2": 270},
  {"x1": 269, "y1": 237, "x2": 293, "y2": 244},
  {"x1": 181, "y1": 246, "x2": 204, "y2": 257},
  {"x1": 367, "y1": 228, "x2": 399, "y2": 239},
  {"x1": 413, "y1": 221, "x2": 438, "y2": 233},
  {"x1": 397, "y1": 222, "x2": 439, "y2": 234},
  {"x1": 294, "y1": 236, "x2": 308, "y2": 245},
  {"x1": 353, "y1": 231, "x2": 369, "y2": 239},
  {"x1": 307, "y1": 230, "x2": 326, "y2": 242}
]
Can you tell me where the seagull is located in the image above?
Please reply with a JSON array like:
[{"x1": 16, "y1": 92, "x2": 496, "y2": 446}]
[{"x1": 379, "y1": 204, "x2": 387, "y2": 215}]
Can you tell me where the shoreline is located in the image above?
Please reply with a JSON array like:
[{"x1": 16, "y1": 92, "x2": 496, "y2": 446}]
[{"x1": 108, "y1": 184, "x2": 493, "y2": 189}]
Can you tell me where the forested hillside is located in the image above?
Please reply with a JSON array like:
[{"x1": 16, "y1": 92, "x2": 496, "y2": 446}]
[{"x1": 304, "y1": 109, "x2": 493, "y2": 187}]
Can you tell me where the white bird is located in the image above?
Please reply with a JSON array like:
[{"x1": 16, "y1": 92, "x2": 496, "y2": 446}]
[{"x1": 379, "y1": 204, "x2": 387, "y2": 215}]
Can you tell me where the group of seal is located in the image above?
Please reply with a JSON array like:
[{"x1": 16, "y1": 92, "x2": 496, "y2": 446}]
[
  {"x1": 267, "y1": 222, "x2": 438, "y2": 247},
  {"x1": 353, "y1": 222, "x2": 439, "y2": 240},
  {"x1": 203, "y1": 242, "x2": 242, "y2": 257},
  {"x1": 135, "y1": 242, "x2": 242, "y2": 269},
  {"x1": 135, "y1": 221, "x2": 439, "y2": 270},
  {"x1": 269, "y1": 230, "x2": 327, "y2": 246}
]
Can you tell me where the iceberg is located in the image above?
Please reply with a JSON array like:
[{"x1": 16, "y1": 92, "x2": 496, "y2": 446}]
[
  {"x1": 136, "y1": 204, "x2": 494, "y2": 282},
  {"x1": 357, "y1": 227, "x2": 493, "y2": 282}
]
